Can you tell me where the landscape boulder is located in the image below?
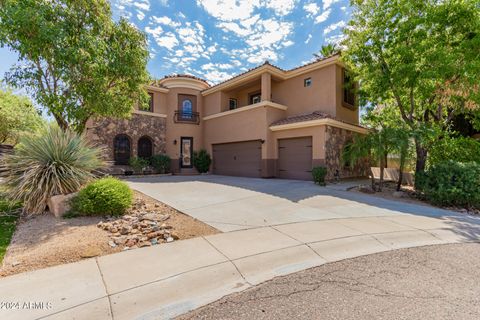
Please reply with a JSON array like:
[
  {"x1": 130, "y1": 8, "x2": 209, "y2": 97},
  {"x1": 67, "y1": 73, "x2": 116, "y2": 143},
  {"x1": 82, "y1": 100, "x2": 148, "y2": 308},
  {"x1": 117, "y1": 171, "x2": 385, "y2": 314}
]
[{"x1": 47, "y1": 193, "x2": 77, "y2": 218}]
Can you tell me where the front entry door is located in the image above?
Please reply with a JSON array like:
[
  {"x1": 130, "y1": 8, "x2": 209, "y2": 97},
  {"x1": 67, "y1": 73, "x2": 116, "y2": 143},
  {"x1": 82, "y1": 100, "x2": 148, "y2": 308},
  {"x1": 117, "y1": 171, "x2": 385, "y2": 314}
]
[{"x1": 180, "y1": 137, "x2": 193, "y2": 168}]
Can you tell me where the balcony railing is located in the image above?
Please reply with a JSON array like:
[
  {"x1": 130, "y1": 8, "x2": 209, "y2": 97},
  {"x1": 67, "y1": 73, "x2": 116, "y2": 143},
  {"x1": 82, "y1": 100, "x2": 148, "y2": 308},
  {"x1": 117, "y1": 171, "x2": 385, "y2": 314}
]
[{"x1": 174, "y1": 110, "x2": 200, "y2": 124}]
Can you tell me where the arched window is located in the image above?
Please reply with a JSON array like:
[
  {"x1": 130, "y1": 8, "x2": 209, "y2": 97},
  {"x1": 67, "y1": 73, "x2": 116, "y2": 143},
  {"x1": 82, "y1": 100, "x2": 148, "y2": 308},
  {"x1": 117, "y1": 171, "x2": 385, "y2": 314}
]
[
  {"x1": 182, "y1": 99, "x2": 193, "y2": 119},
  {"x1": 114, "y1": 134, "x2": 131, "y2": 165},
  {"x1": 138, "y1": 136, "x2": 153, "y2": 159}
]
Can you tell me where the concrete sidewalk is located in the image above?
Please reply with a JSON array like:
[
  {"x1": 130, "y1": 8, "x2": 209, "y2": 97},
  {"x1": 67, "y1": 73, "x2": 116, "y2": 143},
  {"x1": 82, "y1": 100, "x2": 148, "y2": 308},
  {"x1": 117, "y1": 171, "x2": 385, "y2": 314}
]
[{"x1": 1, "y1": 213, "x2": 480, "y2": 320}]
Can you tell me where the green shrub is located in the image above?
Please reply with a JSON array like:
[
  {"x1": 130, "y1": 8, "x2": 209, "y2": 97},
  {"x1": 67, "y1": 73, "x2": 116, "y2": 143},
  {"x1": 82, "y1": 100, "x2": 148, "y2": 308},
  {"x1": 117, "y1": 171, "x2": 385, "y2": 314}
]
[
  {"x1": 312, "y1": 167, "x2": 328, "y2": 186},
  {"x1": 70, "y1": 177, "x2": 133, "y2": 216},
  {"x1": 419, "y1": 161, "x2": 480, "y2": 208},
  {"x1": 428, "y1": 136, "x2": 480, "y2": 166},
  {"x1": 129, "y1": 156, "x2": 149, "y2": 172},
  {"x1": 0, "y1": 125, "x2": 105, "y2": 215},
  {"x1": 150, "y1": 154, "x2": 171, "y2": 173},
  {"x1": 193, "y1": 149, "x2": 211, "y2": 173}
]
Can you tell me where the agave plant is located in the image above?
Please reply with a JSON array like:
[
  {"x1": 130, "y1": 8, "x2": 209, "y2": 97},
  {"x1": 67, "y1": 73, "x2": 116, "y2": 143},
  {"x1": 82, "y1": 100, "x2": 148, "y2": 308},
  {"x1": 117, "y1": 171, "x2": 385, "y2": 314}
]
[{"x1": 0, "y1": 125, "x2": 106, "y2": 215}]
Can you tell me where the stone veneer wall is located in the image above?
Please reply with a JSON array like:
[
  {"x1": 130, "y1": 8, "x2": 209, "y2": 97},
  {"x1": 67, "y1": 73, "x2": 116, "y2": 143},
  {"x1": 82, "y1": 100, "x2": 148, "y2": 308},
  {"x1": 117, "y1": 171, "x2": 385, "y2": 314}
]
[
  {"x1": 86, "y1": 113, "x2": 167, "y2": 162},
  {"x1": 324, "y1": 125, "x2": 369, "y2": 180}
]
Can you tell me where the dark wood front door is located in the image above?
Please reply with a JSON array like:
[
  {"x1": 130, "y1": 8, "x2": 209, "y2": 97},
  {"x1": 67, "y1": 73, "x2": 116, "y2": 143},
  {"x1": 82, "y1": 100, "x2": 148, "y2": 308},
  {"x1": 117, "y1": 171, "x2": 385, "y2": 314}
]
[
  {"x1": 138, "y1": 136, "x2": 153, "y2": 159},
  {"x1": 114, "y1": 134, "x2": 131, "y2": 165},
  {"x1": 180, "y1": 137, "x2": 193, "y2": 168}
]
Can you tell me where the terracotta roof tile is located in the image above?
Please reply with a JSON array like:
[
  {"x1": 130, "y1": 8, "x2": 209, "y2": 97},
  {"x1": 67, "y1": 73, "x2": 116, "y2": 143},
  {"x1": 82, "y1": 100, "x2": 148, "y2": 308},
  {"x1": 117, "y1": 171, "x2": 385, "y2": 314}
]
[
  {"x1": 162, "y1": 74, "x2": 210, "y2": 84},
  {"x1": 270, "y1": 111, "x2": 332, "y2": 126},
  {"x1": 202, "y1": 53, "x2": 341, "y2": 92}
]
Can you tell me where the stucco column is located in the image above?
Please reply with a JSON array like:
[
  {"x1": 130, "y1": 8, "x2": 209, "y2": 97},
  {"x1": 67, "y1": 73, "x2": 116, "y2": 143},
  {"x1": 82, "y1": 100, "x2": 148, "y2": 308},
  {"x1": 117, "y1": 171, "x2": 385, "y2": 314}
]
[{"x1": 261, "y1": 72, "x2": 271, "y2": 102}]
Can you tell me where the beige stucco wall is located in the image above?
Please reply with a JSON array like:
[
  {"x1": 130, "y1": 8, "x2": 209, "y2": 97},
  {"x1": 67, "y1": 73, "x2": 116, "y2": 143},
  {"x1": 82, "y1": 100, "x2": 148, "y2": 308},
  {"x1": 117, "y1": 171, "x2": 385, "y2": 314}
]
[
  {"x1": 164, "y1": 87, "x2": 204, "y2": 171},
  {"x1": 271, "y1": 64, "x2": 337, "y2": 117},
  {"x1": 224, "y1": 82, "x2": 262, "y2": 110},
  {"x1": 203, "y1": 105, "x2": 286, "y2": 158},
  {"x1": 334, "y1": 65, "x2": 359, "y2": 125}
]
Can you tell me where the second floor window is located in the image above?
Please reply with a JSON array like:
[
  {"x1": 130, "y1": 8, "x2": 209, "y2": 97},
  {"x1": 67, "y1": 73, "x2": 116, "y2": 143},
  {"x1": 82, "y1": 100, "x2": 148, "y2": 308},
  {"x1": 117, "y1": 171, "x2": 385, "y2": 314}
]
[
  {"x1": 304, "y1": 77, "x2": 312, "y2": 87},
  {"x1": 249, "y1": 93, "x2": 261, "y2": 105},
  {"x1": 343, "y1": 69, "x2": 356, "y2": 107},
  {"x1": 182, "y1": 99, "x2": 193, "y2": 118},
  {"x1": 229, "y1": 98, "x2": 237, "y2": 110}
]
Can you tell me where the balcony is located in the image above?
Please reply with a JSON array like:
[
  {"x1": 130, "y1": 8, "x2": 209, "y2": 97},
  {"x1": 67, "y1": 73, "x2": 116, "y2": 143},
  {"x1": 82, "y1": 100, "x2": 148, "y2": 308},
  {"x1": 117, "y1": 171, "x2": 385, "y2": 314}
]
[{"x1": 174, "y1": 110, "x2": 200, "y2": 124}]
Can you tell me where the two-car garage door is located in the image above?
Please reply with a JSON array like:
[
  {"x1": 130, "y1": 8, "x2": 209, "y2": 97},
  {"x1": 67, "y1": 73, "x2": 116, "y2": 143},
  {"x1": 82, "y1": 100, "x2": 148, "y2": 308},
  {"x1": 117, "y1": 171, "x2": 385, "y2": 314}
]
[
  {"x1": 212, "y1": 140, "x2": 262, "y2": 178},
  {"x1": 212, "y1": 137, "x2": 313, "y2": 180},
  {"x1": 277, "y1": 137, "x2": 313, "y2": 180}
]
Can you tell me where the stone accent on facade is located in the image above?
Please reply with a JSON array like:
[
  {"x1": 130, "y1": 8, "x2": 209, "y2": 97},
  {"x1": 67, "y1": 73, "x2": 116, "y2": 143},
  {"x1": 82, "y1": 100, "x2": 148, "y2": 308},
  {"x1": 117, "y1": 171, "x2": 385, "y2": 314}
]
[
  {"x1": 86, "y1": 113, "x2": 167, "y2": 163},
  {"x1": 325, "y1": 125, "x2": 369, "y2": 180}
]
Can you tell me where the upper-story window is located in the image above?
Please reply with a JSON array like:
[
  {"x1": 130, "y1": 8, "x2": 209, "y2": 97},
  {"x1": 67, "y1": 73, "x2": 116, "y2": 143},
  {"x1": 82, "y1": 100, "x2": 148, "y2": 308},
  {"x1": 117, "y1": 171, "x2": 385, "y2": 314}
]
[
  {"x1": 343, "y1": 69, "x2": 356, "y2": 107},
  {"x1": 147, "y1": 93, "x2": 154, "y2": 112},
  {"x1": 229, "y1": 98, "x2": 237, "y2": 110},
  {"x1": 304, "y1": 77, "x2": 312, "y2": 87},
  {"x1": 182, "y1": 99, "x2": 193, "y2": 119},
  {"x1": 249, "y1": 92, "x2": 261, "y2": 105},
  {"x1": 175, "y1": 94, "x2": 199, "y2": 124}
]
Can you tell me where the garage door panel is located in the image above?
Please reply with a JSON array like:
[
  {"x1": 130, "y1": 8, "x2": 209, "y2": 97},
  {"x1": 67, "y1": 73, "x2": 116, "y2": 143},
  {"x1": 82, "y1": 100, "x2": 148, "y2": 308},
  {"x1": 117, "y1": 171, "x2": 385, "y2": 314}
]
[
  {"x1": 278, "y1": 137, "x2": 312, "y2": 180},
  {"x1": 213, "y1": 141, "x2": 262, "y2": 178}
]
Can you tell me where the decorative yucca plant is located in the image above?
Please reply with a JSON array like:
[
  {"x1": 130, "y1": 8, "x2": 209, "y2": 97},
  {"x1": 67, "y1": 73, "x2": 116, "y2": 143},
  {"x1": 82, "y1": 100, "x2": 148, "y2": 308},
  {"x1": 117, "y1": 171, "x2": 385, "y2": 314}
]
[{"x1": 0, "y1": 125, "x2": 106, "y2": 215}]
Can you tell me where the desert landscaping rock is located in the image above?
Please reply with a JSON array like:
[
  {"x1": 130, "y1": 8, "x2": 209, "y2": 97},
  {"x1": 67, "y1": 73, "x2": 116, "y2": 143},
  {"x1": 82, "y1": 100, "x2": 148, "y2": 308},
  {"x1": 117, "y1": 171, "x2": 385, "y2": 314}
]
[
  {"x1": 47, "y1": 193, "x2": 77, "y2": 218},
  {"x1": 0, "y1": 191, "x2": 218, "y2": 277}
]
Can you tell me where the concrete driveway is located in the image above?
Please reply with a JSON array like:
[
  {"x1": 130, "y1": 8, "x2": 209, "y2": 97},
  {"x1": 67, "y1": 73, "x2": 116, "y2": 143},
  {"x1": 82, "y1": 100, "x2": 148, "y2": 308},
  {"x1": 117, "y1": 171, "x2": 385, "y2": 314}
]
[
  {"x1": 127, "y1": 175, "x2": 476, "y2": 232},
  {"x1": 2, "y1": 175, "x2": 479, "y2": 320}
]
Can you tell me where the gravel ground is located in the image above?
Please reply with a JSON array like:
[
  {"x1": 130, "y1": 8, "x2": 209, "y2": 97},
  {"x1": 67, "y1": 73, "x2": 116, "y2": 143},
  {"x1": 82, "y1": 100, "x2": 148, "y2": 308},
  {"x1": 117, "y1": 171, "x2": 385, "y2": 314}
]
[
  {"x1": 0, "y1": 191, "x2": 218, "y2": 277},
  {"x1": 178, "y1": 243, "x2": 480, "y2": 320}
]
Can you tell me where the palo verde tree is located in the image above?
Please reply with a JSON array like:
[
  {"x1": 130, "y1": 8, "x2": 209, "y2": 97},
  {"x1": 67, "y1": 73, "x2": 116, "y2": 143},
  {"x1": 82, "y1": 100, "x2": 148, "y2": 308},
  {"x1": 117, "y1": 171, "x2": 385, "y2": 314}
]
[
  {"x1": 342, "y1": 0, "x2": 480, "y2": 177},
  {"x1": 0, "y1": 0, "x2": 150, "y2": 133}
]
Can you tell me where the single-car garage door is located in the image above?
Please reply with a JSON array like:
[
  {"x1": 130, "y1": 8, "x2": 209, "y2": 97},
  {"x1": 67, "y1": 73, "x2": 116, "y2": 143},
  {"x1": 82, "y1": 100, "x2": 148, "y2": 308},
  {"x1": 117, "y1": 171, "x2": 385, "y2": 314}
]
[
  {"x1": 277, "y1": 137, "x2": 313, "y2": 180},
  {"x1": 213, "y1": 140, "x2": 262, "y2": 177}
]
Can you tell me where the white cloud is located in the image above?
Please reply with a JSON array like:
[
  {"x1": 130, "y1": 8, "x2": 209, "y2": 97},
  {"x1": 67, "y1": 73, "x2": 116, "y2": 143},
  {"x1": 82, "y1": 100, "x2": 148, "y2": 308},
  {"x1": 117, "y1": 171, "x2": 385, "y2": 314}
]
[
  {"x1": 315, "y1": 9, "x2": 331, "y2": 24},
  {"x1": 137, "y1": 11, "x2": 145, "y2": 20},
  {"x1": 156, "y1": 32, "x2": 179, "y2": 50},
  {"x1": 324, "y1": 20, "x2": 346, "y2": 35},
  {"x1": 303, "y1": 3, "x2": 319, "y2": 17},
  {"x1": 323, "y1": 0, "x2": 340, "y2": 10},
  {"x1": 145, "y1": 25, "x2": 163, "y2": 38},
  {"x1": 247, "y1": 48, "x2": 278, "y2": 64},
  {"x1": 218, "y1": 22, "x2": 252, "y2": 37},
  {"x1": 202, "y1": 70, "x2": 233, "y2": 83},
  {"x1": 151, "y1": 16, "x2": 181, "y2": 28},
  {"x1": 201, "y1": 62, "x2": 234, "y2": 71},
  {"x1": 305, "y1": 34, "x2": 312, "y2": 44},
  {"x1": 133, "y1": 0, "x2": 150, "y2": 11},
  {"x1": 196, "y1": 0, "x2": 260, "y2": 21},
  {"x1": 263, "y1": 0, "x2": 297, "y2": 16}
]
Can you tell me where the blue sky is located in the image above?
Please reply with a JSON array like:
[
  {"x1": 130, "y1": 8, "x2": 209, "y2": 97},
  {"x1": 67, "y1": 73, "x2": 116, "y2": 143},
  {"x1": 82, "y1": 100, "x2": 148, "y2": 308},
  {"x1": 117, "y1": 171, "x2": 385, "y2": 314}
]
[{"x1": 0, "y1": 0, "x2": 351, "y2": 85}]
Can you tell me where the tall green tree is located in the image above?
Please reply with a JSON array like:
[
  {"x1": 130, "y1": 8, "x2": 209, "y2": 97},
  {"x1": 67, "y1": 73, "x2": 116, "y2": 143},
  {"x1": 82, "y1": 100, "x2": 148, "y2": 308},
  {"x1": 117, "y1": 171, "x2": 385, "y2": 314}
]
[
  {"x1": 342, "y1": 0, "x2": 480, "y2": 177},
  {"x1": 0, "y1": 0, "x2": 150, "y2": 133},
  {"x1": 0, "y1": 87, "x2": 43, "y2": 144}
]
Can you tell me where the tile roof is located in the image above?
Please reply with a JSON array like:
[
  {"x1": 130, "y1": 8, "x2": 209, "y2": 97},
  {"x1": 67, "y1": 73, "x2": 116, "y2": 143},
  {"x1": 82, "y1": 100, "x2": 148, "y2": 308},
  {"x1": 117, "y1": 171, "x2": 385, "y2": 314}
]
[
  {"x1": 162, "y1": 74, "x2": 210, "y2": 84},
  {"x1": 203, "y1": 53, "x2": 341, "y2": 92},
  {"x1": 270, "y1": 111, "x2": 332, "y2": 126}
]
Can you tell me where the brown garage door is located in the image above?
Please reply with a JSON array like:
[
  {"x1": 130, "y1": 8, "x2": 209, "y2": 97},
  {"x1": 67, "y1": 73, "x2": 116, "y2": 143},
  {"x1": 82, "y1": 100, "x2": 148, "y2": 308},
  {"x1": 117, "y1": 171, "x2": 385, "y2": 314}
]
[
  {"x1": 277, "y1": 137, "x2": 313, "y2": 180},
  {"x1": 213, "y1": 140, "x2": 262, "y2": 177}
]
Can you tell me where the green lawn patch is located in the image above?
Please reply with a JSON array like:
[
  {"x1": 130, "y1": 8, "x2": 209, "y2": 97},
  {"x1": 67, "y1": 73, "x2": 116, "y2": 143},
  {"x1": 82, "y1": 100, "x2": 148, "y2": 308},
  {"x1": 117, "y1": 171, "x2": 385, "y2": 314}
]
[{"x1": 0, "y1": 191, "x2": 21, "y2": 263}]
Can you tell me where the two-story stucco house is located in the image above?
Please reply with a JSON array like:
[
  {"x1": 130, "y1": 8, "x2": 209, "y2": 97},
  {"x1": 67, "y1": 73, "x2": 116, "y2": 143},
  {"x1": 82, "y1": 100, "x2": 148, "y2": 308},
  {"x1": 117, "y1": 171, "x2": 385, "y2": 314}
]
[{"x1": 86, "y1": 54, "x2": 368, "y2": 180}]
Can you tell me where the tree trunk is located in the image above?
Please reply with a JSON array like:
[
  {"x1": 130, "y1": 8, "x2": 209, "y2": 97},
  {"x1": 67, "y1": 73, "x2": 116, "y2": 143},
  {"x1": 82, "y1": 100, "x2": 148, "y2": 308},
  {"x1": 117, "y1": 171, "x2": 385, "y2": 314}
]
[
  {"x1": 396, "y1": 146, "x2": 406, "y2": 191},
  {"x1": 414, "y1": 139, "x2": 428, "y2": 189},
  {"x1": 379, "y1": 155, "x2": 385, "y2": 192}
]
